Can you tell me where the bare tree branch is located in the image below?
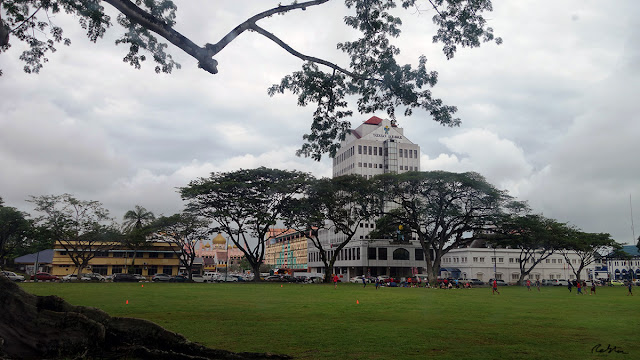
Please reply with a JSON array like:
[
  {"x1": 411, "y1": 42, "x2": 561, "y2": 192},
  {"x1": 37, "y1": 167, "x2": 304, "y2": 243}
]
[
  {"x1": 205, "y1": 0, "x2": 330, "y2": 55},
  {"x1": 251, "y1": 23, "x2": 381, "y2": 83},
  {"x1": 104, "y1": 0, "x2": 218, "y2": 73}
]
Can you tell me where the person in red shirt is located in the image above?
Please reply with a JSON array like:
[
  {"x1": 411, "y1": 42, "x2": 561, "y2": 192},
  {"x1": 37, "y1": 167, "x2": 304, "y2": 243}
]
[
  {"x1": 526, "y1": 279, "x2": 531, "y2": 291},
  {"x1": 333, "y1": 274, "x2": 339, "y2": 289},
  {"x1": 492, "y1": 280, "x2": 500, "y2": 295}
]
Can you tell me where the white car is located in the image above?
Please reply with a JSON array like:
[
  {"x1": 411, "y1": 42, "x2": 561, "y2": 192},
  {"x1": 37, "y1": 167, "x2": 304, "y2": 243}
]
[
  {"x1": 221, "y1": 274, "x2": 238, "y2": 282},
  {"x1": 191, "y1": 274, "x2": 205, "y2": 283},
  {"x1": 2, "y1": 271, "x2": 25, "y2": 282},
  {"x1": 62, "y1": 274, "x2": 79, "y2": 282},
  {"x1": 350, "y1": 276, "x2": 366, "y2": 283},
  {"x1": 203, "y1": 273, "x2": 222, "y2": 282},
  {"x1": 81, "y1": 273, "x2": 106, "y2": 282}
]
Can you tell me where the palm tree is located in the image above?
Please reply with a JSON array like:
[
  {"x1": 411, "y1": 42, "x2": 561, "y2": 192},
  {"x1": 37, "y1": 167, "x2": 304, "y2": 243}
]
[
  {"x1": 122, "y1": 206, "x2": 156, "y2": 273},
  {"x1": 123, "y1": 205, "x2": 156, "y2": 233}
]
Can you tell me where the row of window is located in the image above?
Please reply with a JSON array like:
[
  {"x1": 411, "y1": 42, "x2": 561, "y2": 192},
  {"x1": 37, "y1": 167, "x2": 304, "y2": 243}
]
[
  {"x1": 445, "y1": 256, "x2": 573, "y2": 264},
  {"x1": 308, "y1": 247, "x2": 362, "y2": 263},
  {"x1": 334, "y1": 146, "x2": 355, "y2": 165},
  {"x1": 357, "y1": 163, "x2": 417, "y2": 171},
  {"x1": 309, "y1": 247, "x2": 424, "y2": 263},
  {"x1": 356, "y1": 145, "x2": 418, "y2": 159},
  {"x1": 57, "y1": 251, "x2": 174, "y2": 258}
]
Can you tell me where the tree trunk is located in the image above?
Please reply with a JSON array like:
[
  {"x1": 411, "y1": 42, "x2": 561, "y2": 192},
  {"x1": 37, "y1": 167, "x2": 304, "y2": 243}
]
[{"x1": 252, "y1": 263, "x2": 261, "y2": 282}]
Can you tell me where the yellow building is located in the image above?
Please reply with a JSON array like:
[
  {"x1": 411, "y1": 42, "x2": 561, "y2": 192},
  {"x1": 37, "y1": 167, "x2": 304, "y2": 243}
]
[
  {"x1": 51, "y1": 240, "x2": 181, "y2": 277},
  {"x1": 265, "y1": 229, "x2": 309, "y2": 271}
]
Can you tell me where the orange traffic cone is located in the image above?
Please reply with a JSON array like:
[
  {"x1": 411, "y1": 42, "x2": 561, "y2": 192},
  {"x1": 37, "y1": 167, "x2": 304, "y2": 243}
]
[
  {"x1": 356, "y1": 300, "x2": 359, "y2": 304},
  {"x1": 126, "y1": 300, "x2": 129, "y2": 304},
  {"x1": 141, "y1": 284, "x2": 144, "y2": 288}
]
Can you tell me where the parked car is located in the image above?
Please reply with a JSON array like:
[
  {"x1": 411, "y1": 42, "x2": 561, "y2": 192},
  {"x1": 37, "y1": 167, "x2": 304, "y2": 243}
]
[
  {"x1": 2, "y1": 271, "x2": 25, "y2": 282},
  {"x1": 152, "y1": 273, "x2": 172, "y2": 282},
  {"x1": 265, "y1": 275, "x2": 281, "y2": 282},
  {"x1": 62, "y1": 274, "x2": 79, "y2": 282},
  {"x1": 555, "y1": 279, "x2": 569, "y2": 286},
  {"x1": 610, "y1": 280, "x2": 625, "y2": 286},
  {"x1": 221, "y1": 274, "x2": 239, "y2": 282},
  {"x1": 112, "y1": 273, "x2": 139, "y2": 282},
  {"x1": 191, "y1": 274, "x2": 205, "y2": 283},
  {"x1": 349, "y1": 276, "x2": 366, "y2": 283},
  {"x1": 203, "y1": 273, "x2": 222, "y2": 282},
  {"x1": 468, "y1": 279, "x2": 484, "y2": 285},
  {"x1": 81, "y1": 273, "x2": 106, "y2": 282},
  {"x1": 169, "y1": 274, "x2": 189, "y2": 282},
  {"x1": 30, "y1": 272, "x2": 59, "y2": 281},
  {"x1": 488, "y1": 279, "x2": 508, "y2": 286}
]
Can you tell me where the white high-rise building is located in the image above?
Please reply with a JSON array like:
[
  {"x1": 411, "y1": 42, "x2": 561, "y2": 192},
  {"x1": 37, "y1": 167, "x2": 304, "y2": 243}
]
[
  {"x1": 332, "y1": 116, "x2": 420, "y2": 178},
  {"x1": 307, "y1": 116, "x2": 426, "y2": 281}
]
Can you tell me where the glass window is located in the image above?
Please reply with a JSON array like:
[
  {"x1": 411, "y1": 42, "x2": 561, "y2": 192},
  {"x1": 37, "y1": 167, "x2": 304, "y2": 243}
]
[
  {"x1": 399, "y1": 149, "x2": 403, "y2": 157},
  {"x1": 163, "y1": 253, "x2": 174, "y2": 258},
  {"x1": 148, "y1": 252, "x2": 158, "y2": 258},
  {"x1": 358, "y1": 145, "x2": 362, "y2": 154},
  {"x1": 162, "y1": 266, "x2": 173, "y2": 275},
  {"x1": 378, "y1": 248, "x2": 387, "y2": 260},
  {"x1": 374, "y1": 147, "x2": 378, "y2": 156},
  {"x1": 393, "y1": 248, "x2": 410, "y2": 260},
  {"x1": 368, "y1": 146, "x2": 372, "y2": 155},
  {"x1": 404, "y1": 149, "x2": 408, "y2": 157},
  {"x1": 415, "y1": 249, "x2": 424, "y2": 261},
  {"x1": 368, "y1": 247, "x2": 377, "y2": 260}
]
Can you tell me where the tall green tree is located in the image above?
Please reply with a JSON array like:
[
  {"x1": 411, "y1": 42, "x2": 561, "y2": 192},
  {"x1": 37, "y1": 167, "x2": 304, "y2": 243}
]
[
  {"x1": 559, "y1": 231, "x2": 620, "y2": 282},
  {"x1": 181, "y1": 167, "x2": 311, "y2": 282},
  {"x1": 1, "y1": 0, "x2": 500, "y2": 159},
  {"x1": 376, "y1": 171, "x2": 512, "y2": 283},
  {"x1": 491, "y1": 214, "x2": 574, "y2": 285},
  {"x1": 283, "y1": 175, "x2": 380, "y2": 282},
  {"x1": 121, "y1": 205, "x2": 156, "y2": 273},
  {"x1": 0, "y1": 203, "x2": 32, "y2": 267},
  {"x1": 152, "y1": 212, "x2": 209, "y2": 280},
  {"x1": 28, "y1": 194, "x2": 118, "y2": 275}
]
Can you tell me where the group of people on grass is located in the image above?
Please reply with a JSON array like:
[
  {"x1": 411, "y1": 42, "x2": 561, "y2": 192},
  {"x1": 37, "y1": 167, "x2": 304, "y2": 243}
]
[{"x1": 332, "y1": 273, "x2": 633, "y2": 296}]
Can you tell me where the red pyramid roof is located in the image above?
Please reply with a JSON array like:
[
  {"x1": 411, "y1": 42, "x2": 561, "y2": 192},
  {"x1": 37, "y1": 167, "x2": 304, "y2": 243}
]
[{"x1": 364, "y1": 116, "x2": 383, "y2": 125}]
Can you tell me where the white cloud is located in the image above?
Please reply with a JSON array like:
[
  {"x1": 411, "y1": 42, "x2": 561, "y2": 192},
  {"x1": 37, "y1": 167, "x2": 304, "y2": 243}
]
[{"x1": 422, "y1": 129, "x2": 534, "y2": 196}]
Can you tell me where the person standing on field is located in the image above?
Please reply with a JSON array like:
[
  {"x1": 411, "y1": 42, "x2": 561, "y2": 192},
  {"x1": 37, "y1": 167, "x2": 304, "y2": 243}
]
[
  {"x1": 628, "y1": 282, "x2": 633, "y2": 296},
  {"x1": 333, "y1": 274, "x2": 339, "y2": 289},
  {"x1": 526, "y1": 279, "x2": 531, "y2": 291},
  {"x1": 492, "y1": 279, "x2": 500, "y2": 295},
  {"x1": 535, "y1": 279, "x2": 541, "y2": 292}
]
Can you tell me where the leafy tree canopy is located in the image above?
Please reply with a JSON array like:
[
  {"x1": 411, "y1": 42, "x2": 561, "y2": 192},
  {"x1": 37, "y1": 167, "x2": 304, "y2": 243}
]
[
  {"x1": 1, "y1": 0, "x2": 500, "y2": 159},
  {"x1": 181, "y1": 167, "x2": 311, "y2": 281}
]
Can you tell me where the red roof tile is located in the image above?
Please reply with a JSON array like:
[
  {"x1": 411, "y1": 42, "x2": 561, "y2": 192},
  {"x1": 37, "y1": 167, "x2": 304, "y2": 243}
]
[{"x1": 364, "y1": 116, "x2": 384, "y2": 125}]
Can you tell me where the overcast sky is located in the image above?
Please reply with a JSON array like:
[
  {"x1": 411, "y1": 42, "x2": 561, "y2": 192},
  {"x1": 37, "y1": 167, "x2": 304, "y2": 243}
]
[{"x1": 1, "y1": 1, "x2": 639, "y2": 244}]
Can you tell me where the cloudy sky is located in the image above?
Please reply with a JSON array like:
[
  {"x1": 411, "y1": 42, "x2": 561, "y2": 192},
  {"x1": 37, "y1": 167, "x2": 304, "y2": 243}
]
[{"x1": 1, "y1": 1, "x2": 639, "y2": 244}]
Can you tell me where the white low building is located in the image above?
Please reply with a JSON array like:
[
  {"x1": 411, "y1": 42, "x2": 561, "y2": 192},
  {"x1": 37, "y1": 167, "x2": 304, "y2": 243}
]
[{"x1": 440, "y1": 246, "x2": 596, "y2": 283}]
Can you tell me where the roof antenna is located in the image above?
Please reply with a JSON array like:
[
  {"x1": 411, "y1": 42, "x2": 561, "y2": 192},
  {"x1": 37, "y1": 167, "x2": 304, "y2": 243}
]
[{"x1": 631, "y1": 194, "x2": 636, "y2": 244}]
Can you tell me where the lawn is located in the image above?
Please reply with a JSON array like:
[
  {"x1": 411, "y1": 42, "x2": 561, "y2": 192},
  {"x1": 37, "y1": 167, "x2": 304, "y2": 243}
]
[{"x1": 19, "y1": 282, "x2": 639, "y2": 359}]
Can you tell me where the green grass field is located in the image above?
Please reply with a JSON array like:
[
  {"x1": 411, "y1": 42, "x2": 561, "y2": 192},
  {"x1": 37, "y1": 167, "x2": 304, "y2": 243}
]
[{"x1": 19, "y1": 282, "x2": 639, "y2": 359}]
